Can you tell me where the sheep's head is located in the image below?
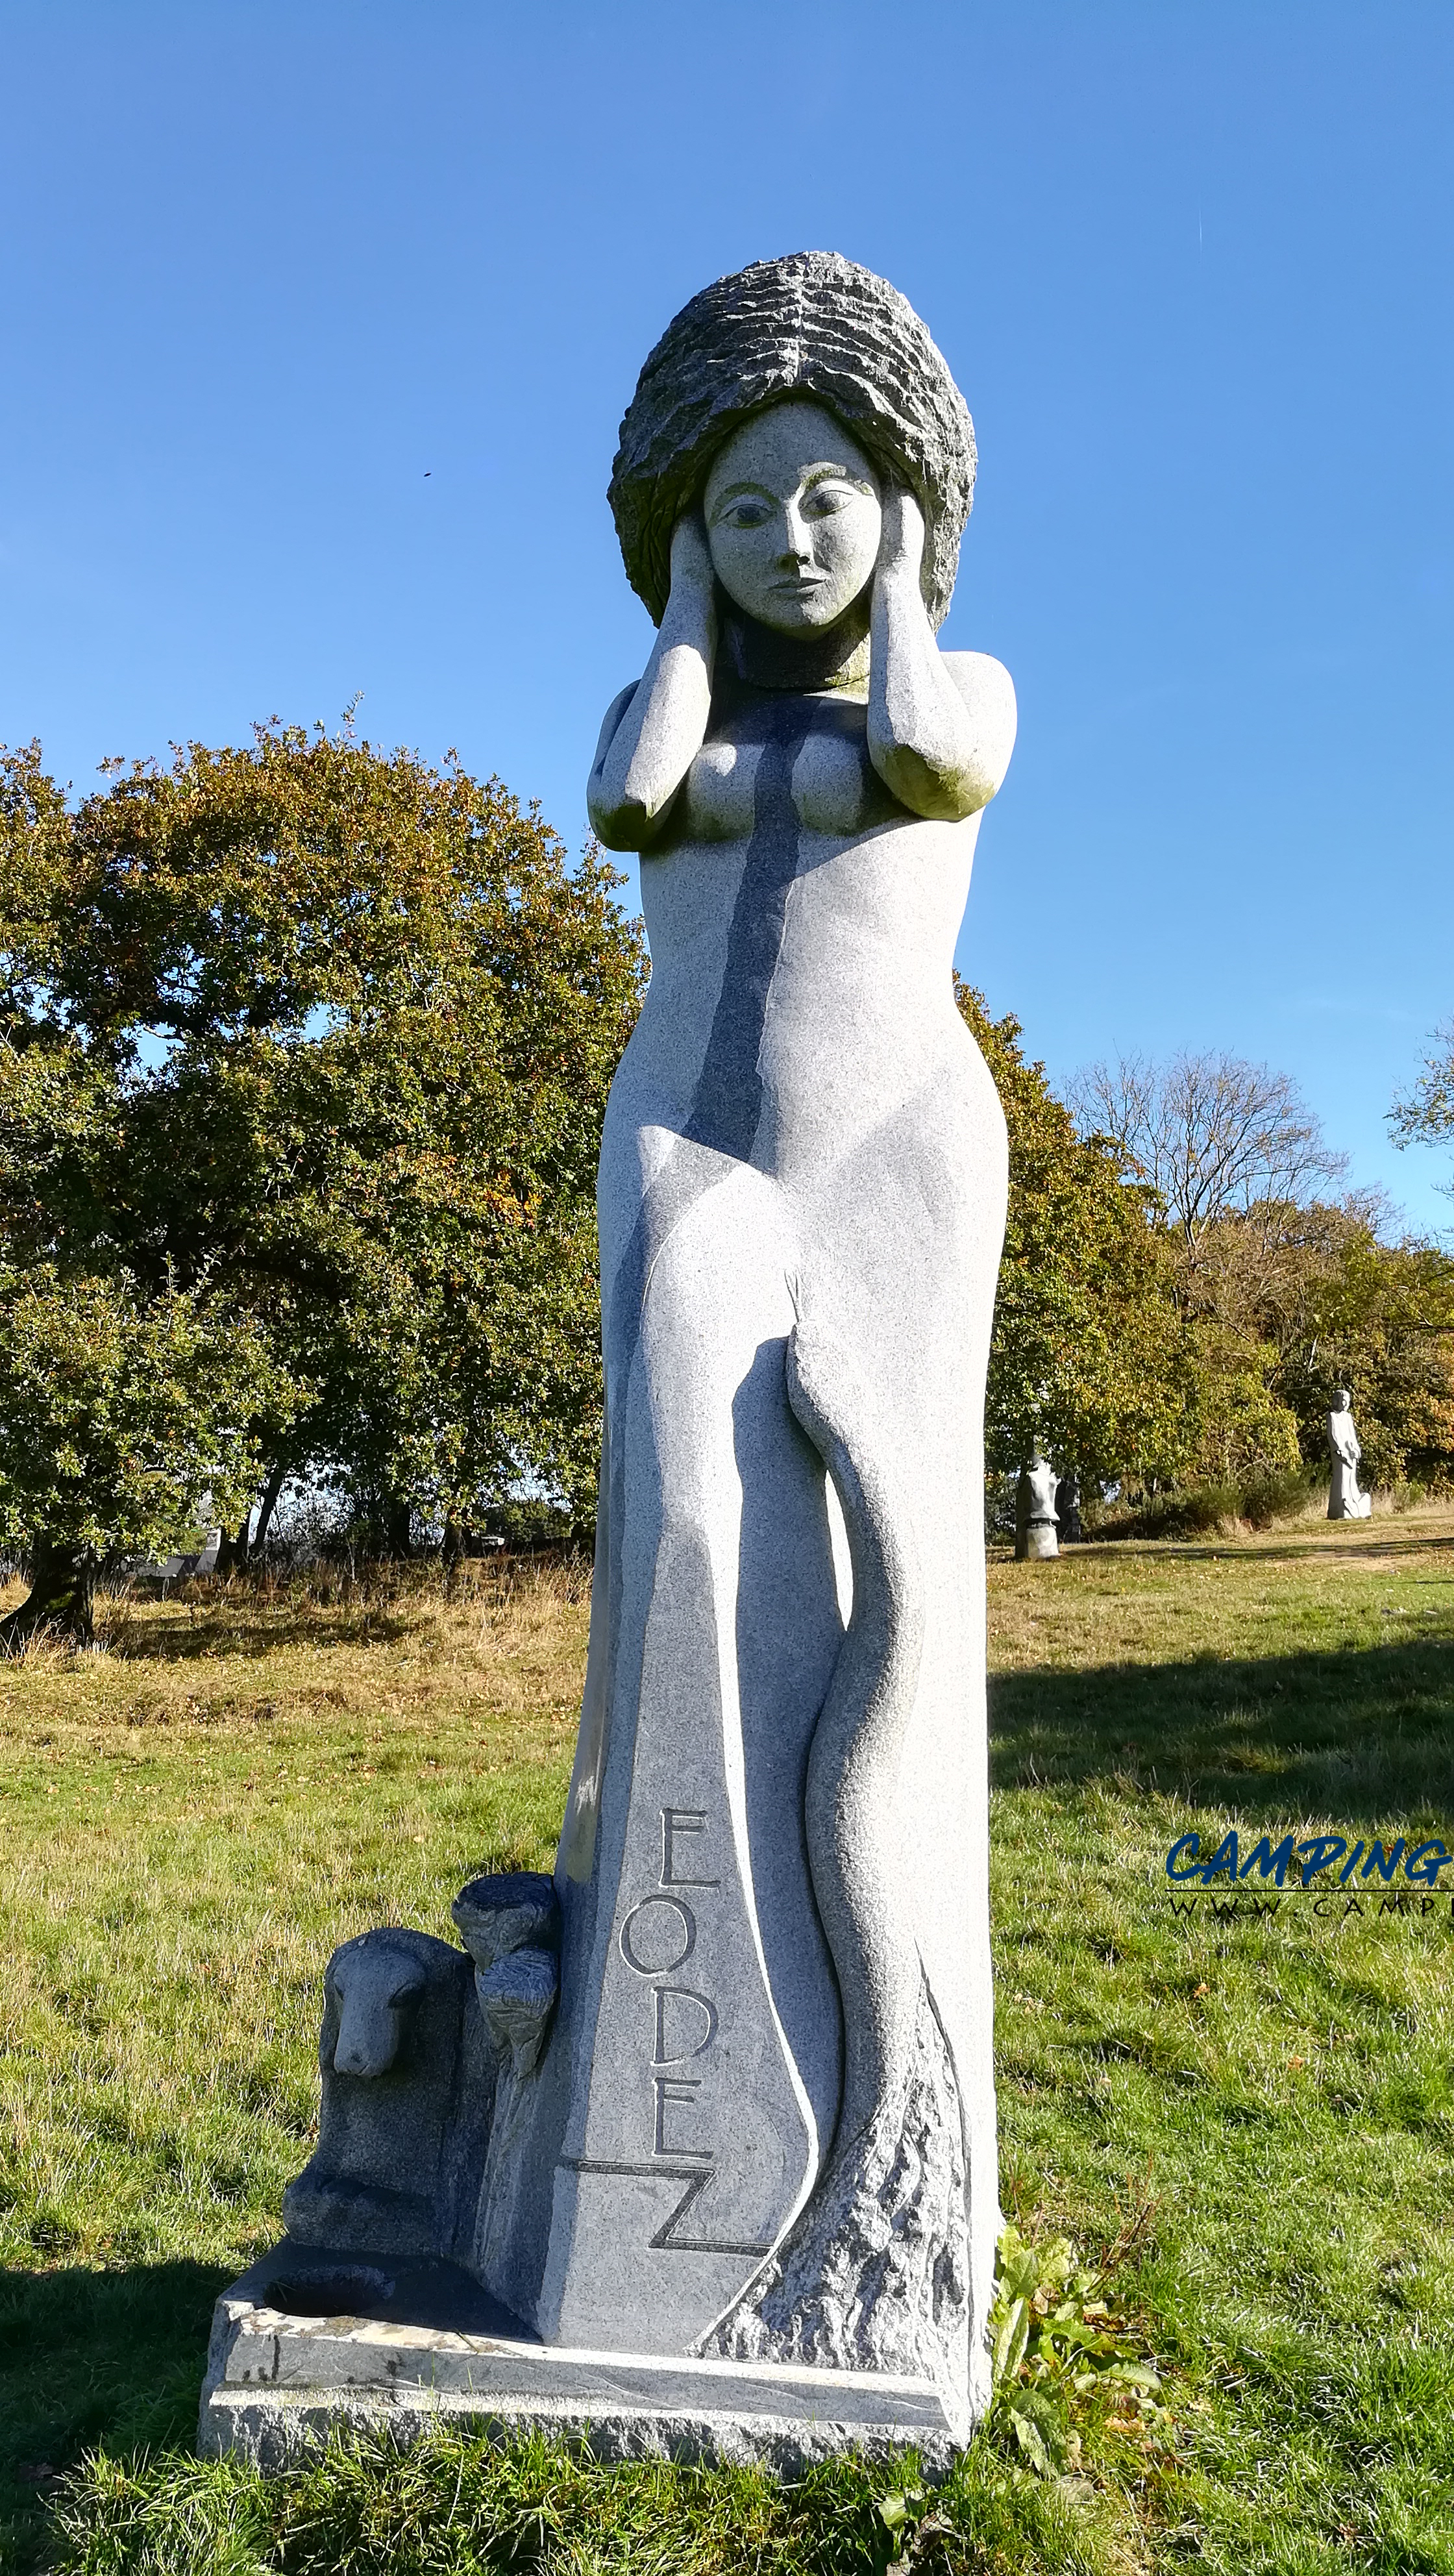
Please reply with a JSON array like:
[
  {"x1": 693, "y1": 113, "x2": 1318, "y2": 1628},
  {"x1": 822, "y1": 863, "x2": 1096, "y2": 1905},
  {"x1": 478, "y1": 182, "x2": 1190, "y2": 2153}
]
[{"x1": 327, "y1": 1937, "x2": 428, "y2": 2079}]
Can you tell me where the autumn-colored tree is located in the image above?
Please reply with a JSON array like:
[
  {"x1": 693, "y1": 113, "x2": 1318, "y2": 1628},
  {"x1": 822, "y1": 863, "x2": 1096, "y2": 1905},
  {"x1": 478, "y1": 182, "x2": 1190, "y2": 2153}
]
[
  {"x1": 1247, "y1": 1202, "x2": 1454, "y2": 1487},
  {"x1": 1078, "y1": 1049, "x2": 1454, "y2": 1492}
]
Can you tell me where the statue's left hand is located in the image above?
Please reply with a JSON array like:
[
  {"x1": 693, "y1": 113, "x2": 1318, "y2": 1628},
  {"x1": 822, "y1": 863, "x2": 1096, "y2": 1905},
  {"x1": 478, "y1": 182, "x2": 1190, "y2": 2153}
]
[
  {"x1": 868, "y1": 481, "x2": 998, "y2": 820},
  {"x1": 875, "y1": 484, "x2": 927, "y2": 584}
]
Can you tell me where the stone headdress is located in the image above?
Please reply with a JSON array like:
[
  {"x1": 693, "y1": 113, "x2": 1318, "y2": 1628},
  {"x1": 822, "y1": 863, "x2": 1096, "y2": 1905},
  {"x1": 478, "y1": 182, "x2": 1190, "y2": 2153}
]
[{"x1": 609, "y1": 252, "x2": 976, "y2": 632}]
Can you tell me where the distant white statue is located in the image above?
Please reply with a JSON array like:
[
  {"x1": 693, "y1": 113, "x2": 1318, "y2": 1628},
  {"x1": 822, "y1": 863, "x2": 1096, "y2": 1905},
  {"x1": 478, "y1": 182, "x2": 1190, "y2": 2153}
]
[
  {"x1": 1327, "y1": 1389, "x2": 1372, "y2": 1520},
  {"x1": 1017, "y1": 1446, "x2": 1060, "y2": 1559}
]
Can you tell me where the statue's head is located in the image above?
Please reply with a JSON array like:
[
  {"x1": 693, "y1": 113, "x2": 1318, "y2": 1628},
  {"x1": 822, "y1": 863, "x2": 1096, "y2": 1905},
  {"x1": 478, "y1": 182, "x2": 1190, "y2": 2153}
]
[
  {"x1": 701, "y1": 399, "x2": 882, "y2": 636},
  {"x1": 1333, "y1": 1387, "x2": 1352, "y2": 1409},
  {"x1": 610, "y1": 253, "x2": 975, "y2": 634}
]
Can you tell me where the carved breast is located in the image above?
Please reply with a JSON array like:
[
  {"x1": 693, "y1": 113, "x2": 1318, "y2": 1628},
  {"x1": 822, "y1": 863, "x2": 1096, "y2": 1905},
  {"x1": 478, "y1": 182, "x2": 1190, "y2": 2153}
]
[{"x1": 675, "y1": 697, "x2": 902, "y2": 846}]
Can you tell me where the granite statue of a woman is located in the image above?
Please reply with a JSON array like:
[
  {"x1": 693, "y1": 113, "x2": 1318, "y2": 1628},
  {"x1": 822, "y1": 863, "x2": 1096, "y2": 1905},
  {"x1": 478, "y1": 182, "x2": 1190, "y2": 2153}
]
[
  {"x1": 532, "y1": 251, "x2": 1016, "y2": 2432},
  {"x1": 203, "y1": 253, "x2": 1015, "y2": 2470}
]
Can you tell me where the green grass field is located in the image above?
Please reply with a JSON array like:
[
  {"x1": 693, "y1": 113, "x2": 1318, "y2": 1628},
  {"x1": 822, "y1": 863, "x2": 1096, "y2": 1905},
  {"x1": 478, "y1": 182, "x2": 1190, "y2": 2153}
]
[{"x1": 4, "y1": 1515, "x2": 1453, "y2": 2573}]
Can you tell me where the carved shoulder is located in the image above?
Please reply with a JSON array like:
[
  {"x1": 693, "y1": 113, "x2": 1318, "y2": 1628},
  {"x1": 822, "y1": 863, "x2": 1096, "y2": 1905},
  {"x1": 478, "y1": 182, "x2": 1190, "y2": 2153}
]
[{"x1": 939, "y1": 651, "x2": 1017, "y2": 803}]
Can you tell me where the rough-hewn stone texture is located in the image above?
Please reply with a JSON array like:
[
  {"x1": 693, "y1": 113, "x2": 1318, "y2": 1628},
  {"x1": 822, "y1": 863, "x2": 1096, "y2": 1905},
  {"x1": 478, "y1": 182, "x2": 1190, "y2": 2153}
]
[{"x1": 609, "y1": 252, "x2": 976, "y2": 630}]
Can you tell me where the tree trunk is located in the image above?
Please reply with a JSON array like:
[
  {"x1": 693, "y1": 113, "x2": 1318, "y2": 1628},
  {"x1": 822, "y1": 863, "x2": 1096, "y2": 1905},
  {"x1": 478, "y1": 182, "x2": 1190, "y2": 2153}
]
[
  {"x1": 386, "y1": 1498, "x2": 413, "y2": 1560},
  {"x1": 214, "y1": 1514, "x2": 252, "y2": 1579},
  {"x1": 253, "y1": 1461, "x2": 288, "y2": 1558},
  {"x1": 442, "y1": 1518, "x2": 465, "y2": 1595},
  {"x1": 216, "y1": 1461, "x2": 289, "y2": 1577},
  {"x1": 1013, "y1": 1467, "x2": 1031, "y2": 1561},
  {"x1": 0, "y1": 1537, "x2": 98, "y2": 1648}
]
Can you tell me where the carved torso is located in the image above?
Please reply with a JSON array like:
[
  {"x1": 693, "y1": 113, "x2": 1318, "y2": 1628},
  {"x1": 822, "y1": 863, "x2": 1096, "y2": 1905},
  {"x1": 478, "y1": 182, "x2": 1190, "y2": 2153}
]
[{"x1": 617, "y1": 675, "x2": 994, "y2": 1190}]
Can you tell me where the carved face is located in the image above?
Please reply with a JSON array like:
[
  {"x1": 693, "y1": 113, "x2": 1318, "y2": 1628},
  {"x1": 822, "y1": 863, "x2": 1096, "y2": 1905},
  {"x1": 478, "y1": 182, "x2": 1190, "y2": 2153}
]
[
  {"x1": 704, "y1": 399, "x2": 882, "y2": 634},
  {"x1": 329, "y1": 1942, "x2": 426, "y2": 2079}
]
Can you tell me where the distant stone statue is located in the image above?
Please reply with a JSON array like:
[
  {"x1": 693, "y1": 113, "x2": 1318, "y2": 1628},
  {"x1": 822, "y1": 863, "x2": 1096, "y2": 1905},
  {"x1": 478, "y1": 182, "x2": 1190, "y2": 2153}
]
[
  {"x1": 204, "y1": 251, "x2": 1016, "y2": 2471},
  {"x1": 1016, "y1": 1449, "x2": 1060, "y2": 1559},
  {"x1": 1327, "y1": 1389, "x2": 1372, "y2": 1519}
]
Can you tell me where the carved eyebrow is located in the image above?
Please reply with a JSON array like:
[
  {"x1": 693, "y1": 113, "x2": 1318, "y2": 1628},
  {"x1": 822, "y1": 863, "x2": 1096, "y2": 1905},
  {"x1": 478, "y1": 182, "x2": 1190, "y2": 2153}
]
[{"x1": 709, "y1": 464, "x2": 871, "y2": 510}]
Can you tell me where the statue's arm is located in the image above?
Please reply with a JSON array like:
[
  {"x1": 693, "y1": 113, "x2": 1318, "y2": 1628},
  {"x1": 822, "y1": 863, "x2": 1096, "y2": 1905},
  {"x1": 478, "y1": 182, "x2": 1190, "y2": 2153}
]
[
  {"x1": 586, "y1": 515, "x2": 717, "y2": 850},
  {"x1": 867, "y1": 491, "x2": 1017, "y2": 821},
  {"x1": 587, "y1": 684, "x2": 641, "y2": 817}
]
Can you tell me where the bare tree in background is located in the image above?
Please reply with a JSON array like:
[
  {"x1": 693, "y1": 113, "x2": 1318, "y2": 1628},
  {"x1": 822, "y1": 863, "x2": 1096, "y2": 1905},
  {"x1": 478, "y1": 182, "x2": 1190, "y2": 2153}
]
[{"x1": 1072, "y1": 1052, "x2": 1348, "y2": 1269}]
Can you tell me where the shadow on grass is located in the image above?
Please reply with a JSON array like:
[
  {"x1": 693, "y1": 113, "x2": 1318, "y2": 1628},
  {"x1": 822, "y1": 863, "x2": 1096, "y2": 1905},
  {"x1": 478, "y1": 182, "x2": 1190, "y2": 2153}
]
[
  {"x1": 97, "y1": 1568, "x2": 552, "y2": 1663},
  {"x1": 1082, "y1": 1532, "x2": 1454, "y2": 1567},
  {"x1": 108, "y1": 1602, "x2": 421, "y2": 1661},
  {"x1": 1, "y1": 2259, "x2": 225, "y2": 2571},
  {"x1": 990, "y1": 1630, "x2": 1454, "y2": 1820}
]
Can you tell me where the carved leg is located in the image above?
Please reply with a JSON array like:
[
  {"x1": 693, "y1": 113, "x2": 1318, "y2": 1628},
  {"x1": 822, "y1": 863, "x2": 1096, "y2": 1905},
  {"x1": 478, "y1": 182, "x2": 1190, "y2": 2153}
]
[{"x1": 704, "y1": 1317, "x2": 971, "y2": 2431}]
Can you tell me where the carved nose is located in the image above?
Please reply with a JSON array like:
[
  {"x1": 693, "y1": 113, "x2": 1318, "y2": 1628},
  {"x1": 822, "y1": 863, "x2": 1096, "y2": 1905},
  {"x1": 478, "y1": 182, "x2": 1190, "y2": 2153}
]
[
  {"x1": 331, "y1": 2003, "x2": 402, "y2": 2079},
  {"x1": 780, "y1": 506, "x2": 812, "y2": 565}
]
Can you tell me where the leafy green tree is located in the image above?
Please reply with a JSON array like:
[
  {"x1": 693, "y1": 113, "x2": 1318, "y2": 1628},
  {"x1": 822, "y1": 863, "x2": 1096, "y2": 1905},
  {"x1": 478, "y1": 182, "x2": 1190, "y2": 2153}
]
[
  {"x1": 0, "y1": 724, "x2": 646, "y2": 1620},
  {"x1": 955, "y1": 984, "x2": 1189, "y2": 1489},
  {"x1": 1392, "y1": 1022, "x2": 1454, "y2": 1166},
  {"x1": 0, "y1": 1266, "x2": 292, "y2": 1644},
  {"x1": 1175, "y1": 1313, "x2": 1302, "y2": 1488}
]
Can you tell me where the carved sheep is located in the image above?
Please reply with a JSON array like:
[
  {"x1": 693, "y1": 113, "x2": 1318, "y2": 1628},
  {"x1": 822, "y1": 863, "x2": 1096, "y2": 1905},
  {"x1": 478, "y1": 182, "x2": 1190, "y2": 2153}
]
[
  {"x1": 280, "y1": 1880, "x2": 563, "y2": 2285},
  {"x1": 282, "y1": 1927, "x2": 485, "y2": 2260}
]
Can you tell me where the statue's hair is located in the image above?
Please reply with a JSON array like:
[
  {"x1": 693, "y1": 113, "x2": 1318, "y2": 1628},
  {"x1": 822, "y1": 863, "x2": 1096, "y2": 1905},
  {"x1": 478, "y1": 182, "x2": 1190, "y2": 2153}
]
[{"x1": 609, "y1": 252, "x2": 976, "y2": 631}]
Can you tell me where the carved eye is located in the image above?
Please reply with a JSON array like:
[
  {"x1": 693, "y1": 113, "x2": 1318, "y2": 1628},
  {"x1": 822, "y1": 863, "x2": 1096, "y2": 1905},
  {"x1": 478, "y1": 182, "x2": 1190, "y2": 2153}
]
[
  {"x1": 387, "y1": 1983, "x2": 420, "y2": 2009},
  {"x1": 803, "y1": 482, "x2": 856, "y2": 519},
  {"x1": 721, "y1": 497, "x2": 772, "y2": 529}
]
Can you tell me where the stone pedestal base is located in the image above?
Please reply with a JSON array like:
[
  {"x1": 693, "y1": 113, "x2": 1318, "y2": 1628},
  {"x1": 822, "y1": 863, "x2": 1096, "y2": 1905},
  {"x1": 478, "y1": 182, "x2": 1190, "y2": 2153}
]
[{"x1": 199, "y1": 2246, "x2": 957, "y2": 2475}]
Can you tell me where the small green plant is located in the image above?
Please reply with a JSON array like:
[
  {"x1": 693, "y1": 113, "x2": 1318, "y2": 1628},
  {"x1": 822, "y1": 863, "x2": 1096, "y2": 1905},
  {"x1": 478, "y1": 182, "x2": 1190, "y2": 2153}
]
[
  {"x1": 872, "y1": 2481, "x2": 930, "y2": 2568},
  {"x1": 988, "y1": 2224, "x2": 1168, "y2": 2478}
]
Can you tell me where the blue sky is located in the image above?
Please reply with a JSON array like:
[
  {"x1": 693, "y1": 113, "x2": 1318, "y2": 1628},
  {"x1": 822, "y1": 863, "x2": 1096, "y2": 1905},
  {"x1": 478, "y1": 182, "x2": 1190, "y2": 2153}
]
[{"x1": 2, "y1": 1, "x2": 1450, "y2": 1228}]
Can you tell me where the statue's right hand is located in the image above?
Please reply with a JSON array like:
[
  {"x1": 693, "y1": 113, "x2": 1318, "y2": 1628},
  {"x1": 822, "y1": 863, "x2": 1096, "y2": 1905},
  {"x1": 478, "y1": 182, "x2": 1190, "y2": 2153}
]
[
  {"x1": 667, "y1": 508, "x2": 715, "y2": 605},
  {"x1": 588, "y1": 514, "x2": 714, "y2": 849}
]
